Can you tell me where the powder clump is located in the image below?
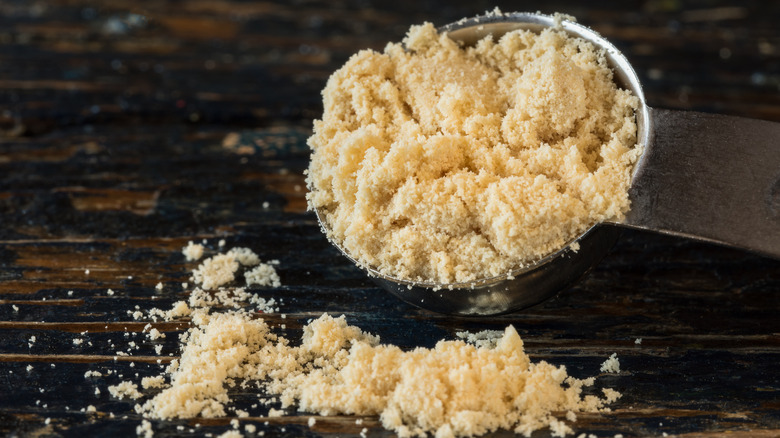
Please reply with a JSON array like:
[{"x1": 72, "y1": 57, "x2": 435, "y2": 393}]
[{"x1": 306, "y1": 21, "x2": 641, "y2": 283}]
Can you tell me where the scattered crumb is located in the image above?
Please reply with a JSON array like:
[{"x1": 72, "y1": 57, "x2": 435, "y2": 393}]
[
  {"x1": 12, "y1": 305, "x2": 19, "y2": 312},
  {"x1": 245, "y1": 264, "x2": 281, "y2": 288},
  {"x1": 455, "y1": 329, "x2": 504, "y2": 349},
  {"x1": 107, "y1": 289, "x2": 115, "y2": 296},
  {"x1": 226, "y1": 247, "x2": 261, "y2": 267},
  {"x1": 308, "y1": 417, "x2": 316, "y2": 427},
  {"x1": 183, "y1": 241, "x2": 205, "y2": 262},
  {"x1": 148, "y1": 328, "x2": 165, "y2": 340},
  {"x1": 603, "y1": 388, "x2": 622, "y2": 403},
  {"x1": 600, "y1": 353, "x2": 621, "y2": 373},
  {"x1": 86, "y1": 405, "x2": 96, "y2": 413},
  {"x1": 244, "y1": 424, "x2": 256, "y2": 433},
  {"x1": 155, "y1": 283, "x2": 164, "y2": 291},
  {"x1": 136, "y1": 419, "x2": 153, "y2": 438},
  {"x1": 141, "y1": 376, "x2": 167, "y2": 389},
  {"x1": 635, "y1": 338, "x2": 642, "y2": 345},
  {"x1": 216, "y1": 431, "x2": 242, "y2": 438},
  {"x1": 191, "y1": 254, "x2": 240, "y2": 290},
  {"x1": 109, "y1": 381, "x2": 143, "y2": 400}
]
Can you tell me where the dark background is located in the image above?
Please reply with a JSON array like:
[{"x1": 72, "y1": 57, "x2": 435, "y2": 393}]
[{"x1": 0, "y1": 1, "x2": 779, "y2": 437}]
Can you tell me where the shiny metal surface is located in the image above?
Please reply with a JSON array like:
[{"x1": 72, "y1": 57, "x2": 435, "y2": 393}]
[{"x1": 315, "y1": 12, "x2": 780, "y2": 316}]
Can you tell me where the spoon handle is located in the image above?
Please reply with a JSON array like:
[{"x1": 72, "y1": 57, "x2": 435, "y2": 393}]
[{"x1": 622, "y1": 107, "x2": 780, "y2": 259}]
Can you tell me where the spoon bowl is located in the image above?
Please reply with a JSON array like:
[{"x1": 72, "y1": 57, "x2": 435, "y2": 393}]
[{"x1": 315, "y1": 12, "x2": 780, "y2": 315}]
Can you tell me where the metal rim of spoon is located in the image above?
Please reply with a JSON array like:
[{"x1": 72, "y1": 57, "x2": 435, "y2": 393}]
[{"x1": 315, "y1": 11, "x2": 780, "y2": 316}]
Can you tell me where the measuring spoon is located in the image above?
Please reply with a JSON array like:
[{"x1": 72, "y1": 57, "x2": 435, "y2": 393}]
[{"x1": 316, "y1": 12, "x2": 780, "y2": 315}]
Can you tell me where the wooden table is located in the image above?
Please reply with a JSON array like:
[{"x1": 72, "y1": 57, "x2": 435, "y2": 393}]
[{"x1": 1, "y1": 1, "x2": 779, "y2": 437}]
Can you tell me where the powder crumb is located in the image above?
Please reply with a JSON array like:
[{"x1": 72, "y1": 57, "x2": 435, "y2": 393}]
[
  {"x1": 12, "y1": 305, "x2": 19, "y2": 312},
  {"x1": 107, "y1": 289, "x2": 115, "y2": 296},
  {"x1": 26, "y1": 365, "x2": 33, "y2": 372},
  {"x1": 306, "y1": 18, "x2": 641, "y2": 283},
  {"x1": 95, "y1": 387, "x2": 101, "y2": 395},
  {"x1": 226, "y1": 247, "x2": 261, "y2": 267},
  {"x1": 141, "y1": 376, "x2": 167, "y2": 389},
  {"x1": 308, "y1": 417, "x2": 316, "y2": 427},
  {"x1": 85, "y1": 269, "x2": 90, "y2": 275},
  {"x1": 245, "y1": 264, "x2": 282, "y2": 288},
  {"x1": 245, "y1": 424, "x2": 256, "y2": 433},
  {"x1": 85, "y1": 370, "x2": 103, "y2": 378},
  {"x1": 230, "y1": 419, "x2": 239, "y2": 429},
  {"x1": 548, "y1": 418, "x2": 572, "y2": 437},
  {"x1": 155, "y1": 283, "x2": 164, "y2": 291},
  {"x1": 235, "y1": 409, "x2": 249, "y2": 418},
  {"x1": 600, "y1": 353, "x2": 621, "y2": 373},
  {"x1": 183, "y1": 241, "x2": 205, "y2": 262},
  {"x1": 267, "y1": 408, "x2": 284, "y2": 418},
  {"x1": 109, "y1": 381, "x2": 143, "y2": 400},
  {"x1": 455, "y1": 329, "x2": 504, "y2": 349},
  {"x1": 148, "y1": 328, "x2": 165, "y2": 340},
  {"x1": 73, "y1": 338, "x2": 83, "y2": 345},
  {"x1": 136, "y1": 419, "x2": 153, "y2": 438},
  {"x1": 192, "y1": 254, "x2": 239, "y2": 290},
  {"x1": 603, "y1": 388, "x2": 622, "y2": 403},
  {"x1": 217, "y1": 431, "x2": 242, "y2": 438},
  {"x1": 86, "y1": 405, "x2": 96, "y2": 413},
  {"x1": 635, "y1": 338, "x2": 642, "y2": 345}
]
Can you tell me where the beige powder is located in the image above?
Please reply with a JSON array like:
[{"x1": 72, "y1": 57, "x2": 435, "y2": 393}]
[
  {"x1": 111, "y1": 240, "x2": 624, "y2": 437},
  {"x1": 133, "y1": 311, "x2": 619, "y2": 437},
  {"x1": 182, "y1": 241, "x2": 205, "y2": 262},
  {"x1": 108, "y1": 381, "x2": 142, "y2": 400},
  {"x1": 306, "y1": 21, "x2": 641, "y2": 283}
]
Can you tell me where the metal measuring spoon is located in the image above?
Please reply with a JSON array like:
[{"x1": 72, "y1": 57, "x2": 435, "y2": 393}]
[{"x1": 315, "y1": 12, "x2": 780, "y2": 316}]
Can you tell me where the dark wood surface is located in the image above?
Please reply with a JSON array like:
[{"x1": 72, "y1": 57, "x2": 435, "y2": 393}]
[{"x1": 1, "y1": 1, "x2": 779, "y2": 437}]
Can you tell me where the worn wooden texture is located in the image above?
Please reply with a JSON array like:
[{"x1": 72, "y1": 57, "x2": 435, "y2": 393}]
[{"x1": 1, "y1": 0, "x2": 779, "y2": 437}]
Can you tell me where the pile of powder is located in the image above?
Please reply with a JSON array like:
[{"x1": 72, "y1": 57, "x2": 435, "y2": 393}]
[
  {"x1": 104, "y1": 241, "x2": 624, "y2": 437},
  {"x1": 306, "y1": 19, "x2": 641, "y2": 283},
  {"x1": 132, "y1": 312, "x2": 620, "y2": 437}
]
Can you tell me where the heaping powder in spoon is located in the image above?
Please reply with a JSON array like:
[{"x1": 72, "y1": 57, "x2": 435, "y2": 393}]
[{"x1": 306, "y1": 18, "x2": 641, "y2": 284}]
